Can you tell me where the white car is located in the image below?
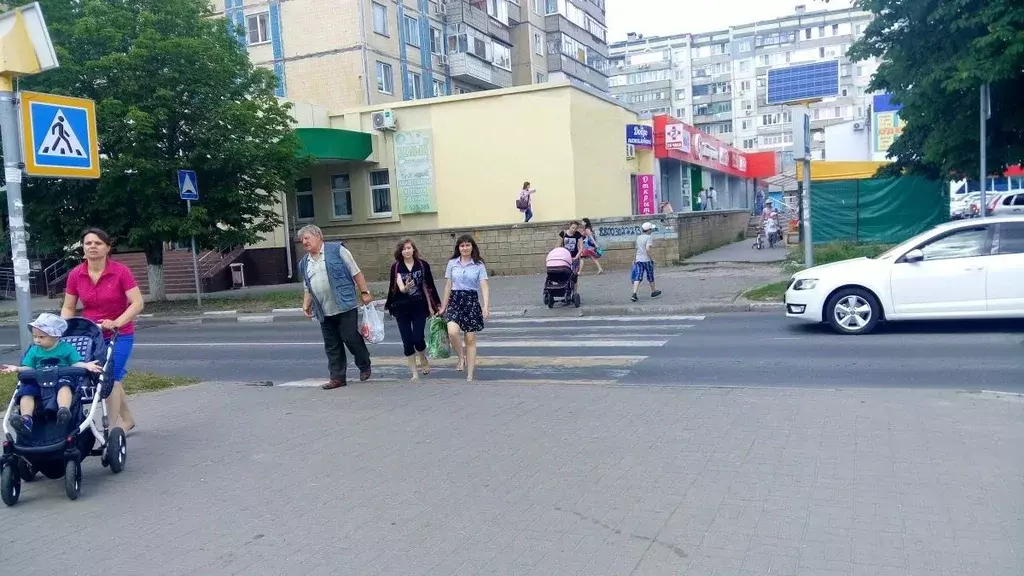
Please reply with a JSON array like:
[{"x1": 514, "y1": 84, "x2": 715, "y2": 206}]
[{"x1": 785, "y1": 215, "x2": 1024, "y2": 334}]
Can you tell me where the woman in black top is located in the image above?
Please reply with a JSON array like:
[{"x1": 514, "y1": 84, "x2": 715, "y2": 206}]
[
  {"x1": 558, "y1": 220, "x2": 584, "y2": 273},
  {"x1": 384, "y1": 238, "x2": 441, "y2": 380}
]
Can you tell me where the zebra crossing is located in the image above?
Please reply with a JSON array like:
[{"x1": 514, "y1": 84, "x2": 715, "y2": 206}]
[{"x1": 279, "y1": 314, "x2": 706, "y2": 386}]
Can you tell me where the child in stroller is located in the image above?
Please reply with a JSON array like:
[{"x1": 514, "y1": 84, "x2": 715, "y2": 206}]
[
  {"x1": 542, "y1": 247, "x2": 581, "y2": 308},
  {"x1": 2, "y1": 316, "x2": 127, "y2": 504},
  {"x1": 4, "y1": 314, "x2": 103, "y2": 434}
]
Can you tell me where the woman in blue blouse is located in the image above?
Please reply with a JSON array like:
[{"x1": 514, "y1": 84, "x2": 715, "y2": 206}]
[{"x1": 438, "y1": 235, "x2": 490, "y2": 381}]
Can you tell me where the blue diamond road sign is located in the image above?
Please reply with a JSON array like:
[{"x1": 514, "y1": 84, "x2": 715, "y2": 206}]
[
  {"x1": 177, "y1": 170, "x2": 198, "y2": 201},
  {"x1": 766, "y1": 60, "x2": 840, "y2": 105}
]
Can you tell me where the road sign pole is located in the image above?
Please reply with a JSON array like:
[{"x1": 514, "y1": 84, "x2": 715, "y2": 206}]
[
  {"x1": 0, "y1": 81, "x2": 34, "y2": 353},
  {"x1": 801, "y1": 157, "x2": 813, "y2": 268},
  {"x1": 978, "y1": 83, "x2": 988, "y2": 219},
  {"x1": 187, "y1": 200, "x2": 202, "y2": 308}
]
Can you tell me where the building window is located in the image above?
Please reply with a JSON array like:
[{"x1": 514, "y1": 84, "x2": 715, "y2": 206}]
[
  {"x1": 533, "y1": 32, "x2": 544, "y2": 56},
  {"x1": 369, "y1": 170, "x2": 392, "y2": 216},
  {"x1": 675, "y1": 89, "x2": 686, "y2": 99},
  {"x1": 743, "y1": 138, "x2": 756, "y2": 149},
  {"x1": 246, "y1": 12, "x2": 270, "y2": 45},
  {"x1": 741, "y1": 119, "x2": 751, "y2": 130},
  {"x1": 535, "y1": 72, "x2": 546, "y2": 83},
  {"x1": 492, "y1": 42, "x2": 512, "y2": 71},
  {"x1": 739, "y1": 60, "x2": 750, "y2": 73},
  {"x1": 404, "y1": 15, "x2": 420, "y2": 47},
  {"x1": 433, "y1": 79, "x2": 446, "y2": 97},
  {"x1": 372, "y1": 2, "x2": 388, "y2": 36},
  {"x1": 295, "y1": 178, "x2": 314, "y2": 220},
  {"x1": 737, "y1": 39, "x2": 751, "y2": 53},
  {"x1": 331, "y1": 175, "x2": 352, "y2": 219},
  {"x1": 856, "y1": 65, "x2": 865, "y2": 77},
  {"x1": 408, "y1": 72, "x2": 422, "y2": 99},
  {"x1": 804, "y1": 28, "x2": 811, "y2": 39},
  {"x1": 430, "y1": 27, "x2": 443, "y2": 54},
  {"x1": 376, "y1": 61, "x2": 393, "y2": 94},
  {"x1": 532, "y1": 0, "x2": 542, "y2": 15},
  {"x1": 832, "y1": 24, "x2": 840, "y2": 35}
]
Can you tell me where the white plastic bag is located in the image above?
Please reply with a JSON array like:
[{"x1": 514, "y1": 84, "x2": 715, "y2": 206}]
[{"x1": 358, "y1": 304, "x2": 386, "y2": 344}]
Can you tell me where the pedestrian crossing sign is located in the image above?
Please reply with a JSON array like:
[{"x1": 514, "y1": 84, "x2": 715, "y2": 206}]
[{"x1": 19, "y1": 91, "x2": 101, "y2": 179}]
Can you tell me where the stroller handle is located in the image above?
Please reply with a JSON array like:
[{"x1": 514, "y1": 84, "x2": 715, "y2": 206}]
[{"x1": 16, "y1": 366, "x2": 91, "y2": 383}]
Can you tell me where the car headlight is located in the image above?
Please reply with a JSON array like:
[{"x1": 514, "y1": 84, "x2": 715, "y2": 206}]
[{"x1": 792, "y1": 278, "x2": 818, "y2": 290}]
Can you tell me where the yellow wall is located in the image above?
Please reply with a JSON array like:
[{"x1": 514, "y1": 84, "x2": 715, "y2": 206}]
[
  {"x1": 284, "y1": 82, "x2": 642, "y2": 242},
  {"x1": 568, "y1": 89, "x2": 638, "y2": 219}
]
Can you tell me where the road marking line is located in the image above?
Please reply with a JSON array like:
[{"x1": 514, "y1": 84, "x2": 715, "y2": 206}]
[
  {"x1": 134, "y1": 340, "x2": 667, "y2": 348},
  {"x1": 473, "y1": 325, "x2": 694, "y2": 333},
  {"x1": 487, "y1": 315, "x2": 706, "y2": 324}
]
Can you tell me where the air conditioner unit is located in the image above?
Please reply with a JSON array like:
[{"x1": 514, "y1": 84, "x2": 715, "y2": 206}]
[
  {"x1": 437, "y1": 53, "x2": 449, "y2": 66},
  {"x1": 371, "y1": 109, "x2": 398, "y2": 131},
  {"x1": 626, "y1": 144, "x2": 636, "y2": 159},
  {"x1": 745, "y1": 110, "x2": 752, "y2": 116},
  {"x1": 852, "y1": 121, "x2": 865, "y2": 131}
]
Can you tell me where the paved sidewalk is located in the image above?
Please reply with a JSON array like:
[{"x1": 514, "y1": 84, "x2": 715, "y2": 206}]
[
  {"x1": 686, "y1": 239, "x2": 789, "y2": 263},
  {"x1": 2, "y1": 382, "x2": 1021, "y2": 575}
]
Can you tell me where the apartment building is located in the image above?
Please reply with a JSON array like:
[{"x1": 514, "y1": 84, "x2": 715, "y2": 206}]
[
  {"x1": 608, "y1": 5, "x2": 878, "y2": 162},
  {"x1": 209, "y1": 0, "x2": 608, "y2": 111}
]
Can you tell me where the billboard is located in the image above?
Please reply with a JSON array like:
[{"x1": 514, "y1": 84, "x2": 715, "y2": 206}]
[
  {"x1": 872, "y1": 94, "x2": 903, "y2": 154},
  {"x1": 766, "y1": 60, "x2": 840, "y2": 105},
  {"x1": 652, "y1": 115, "x2": 748, "y2": 178}
]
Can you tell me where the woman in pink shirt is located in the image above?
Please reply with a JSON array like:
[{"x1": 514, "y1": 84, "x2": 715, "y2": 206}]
[{"x1": 61, "y1": 228, "x2": 145, "y2": 432}]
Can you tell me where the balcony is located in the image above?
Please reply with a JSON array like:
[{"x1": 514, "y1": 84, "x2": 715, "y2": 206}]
[
  {"x1": 547, "y1": 54, "x2": 608, "y2": 89},
  {"x1": 693, "y1": 111, "x2": 733, "y2": 124},
  {"x1": 448, "y1": 52, "x2": 513, "y2": 90},
  {"x1": 444, "y1": 0, "x2": 511, "y2": 44}
]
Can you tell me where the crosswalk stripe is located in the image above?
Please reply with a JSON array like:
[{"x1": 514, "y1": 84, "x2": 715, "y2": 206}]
[
  {"x1": 134, "y1": 340, "x2": 669, "y2": 349},
  {"x1": 475, "y1": 325, "x2": 694, "y2": 334},
  {"x1": 486, "y1": 315, "x2": 706, "y2": 324}
]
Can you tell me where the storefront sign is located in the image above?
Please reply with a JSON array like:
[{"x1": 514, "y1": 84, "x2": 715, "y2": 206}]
[
  {"x1": 664, "y1": 123, "x2": 691, "y2": 153},
  {"x1": 636, "y1": 173, "x2": 656, "y2": 215},
  {"x1": 393, "y1": 129, "x2": 437, "y2": 214},
  {"x1": 652, "y1": 115, "x2": 749, "y2": 178},
  {"x1": 626, "y1": 124, "x2": 653, "y2": 147}
]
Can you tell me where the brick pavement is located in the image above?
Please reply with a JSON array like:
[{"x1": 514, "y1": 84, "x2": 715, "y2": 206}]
[{"x1": 2, "y1": 382, "x2": 1022, "y2": 575}]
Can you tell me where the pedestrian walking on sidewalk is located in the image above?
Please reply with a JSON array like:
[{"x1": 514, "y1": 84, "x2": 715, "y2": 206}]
[
  {"x1": 61, "y1": 228, "x2": 144, "y2": 434},
  {"x1": 516, "y1": 181, "x2": 537, "y2": 223},
  {"x1": 578, "y1": 218, "x2": 603, "y2": 275},
  {"x1": 708, "y1": 186, "x2": 718, "y2": 210},
  {"x1": 698, "y1": 188, "x2": 707, "y2": 211},
  {"x1": 384, "y1": 238, "x2": 441, "y2": 381},
  {"x1": 630, "y1": 222, "x2": 662, "y2": 302},
  {"x1": 438, "y1": 235, "x2": 490, "y2": 382},
  {"x1": 297, "y1": 224, "x2": 374, "y2": 390}
]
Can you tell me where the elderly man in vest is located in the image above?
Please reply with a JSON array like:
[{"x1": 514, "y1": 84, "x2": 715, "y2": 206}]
[{"x1": 297, "y1": 224, "x2": 374, "y2": 389}]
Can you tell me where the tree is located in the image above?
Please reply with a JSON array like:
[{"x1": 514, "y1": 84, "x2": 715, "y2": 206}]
[
  {"x1": 18, "y1": 0, "x2": 305, "y2": 298},
  {"x1": 844, "y1": 0, "x2": 1024, "y2": 178}
]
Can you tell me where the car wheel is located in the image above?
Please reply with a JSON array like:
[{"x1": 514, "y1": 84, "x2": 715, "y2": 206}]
[{"x1": 825, "y1": 288, "x2": 880, "y2": 335}]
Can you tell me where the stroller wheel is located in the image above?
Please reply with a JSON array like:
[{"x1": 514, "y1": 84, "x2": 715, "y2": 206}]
[
  {"x1": 1, "y1": 464, "x2": 20, "y2": 506},
  {"x1": 546, "y1": 292, "x2": 554, "y2": 308},
  {"x1": 64, "y1": 459, "x2": 81, "y2": 501},
  {"x1": 17, "y1": 459, "x2": 36, "y2": 482},
  {"x1": 573, "y1": 293, "x2": 581, "y2": 308},
  {"x1": 107, "y1": 428, "x2": 127, "y2": 474}
]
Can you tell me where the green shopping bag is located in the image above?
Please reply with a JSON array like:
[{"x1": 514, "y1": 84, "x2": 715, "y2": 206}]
[{"x1": 427, "y1": 316, "x2": 451, "y2": 359}]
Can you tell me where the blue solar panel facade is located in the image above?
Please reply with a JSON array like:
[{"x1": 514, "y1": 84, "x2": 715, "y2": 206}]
[{"x1": 766, "y1": 60, "x2": 840, "y2": 105}]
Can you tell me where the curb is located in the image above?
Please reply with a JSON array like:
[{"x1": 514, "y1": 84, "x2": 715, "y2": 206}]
[{"x1": 131, "y1": 300, "x2": 784, "y2": 325}]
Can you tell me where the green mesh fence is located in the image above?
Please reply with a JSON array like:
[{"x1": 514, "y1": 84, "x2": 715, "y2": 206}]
[{"x1": 810, "y1": 177, "x2": 949, "y2": 244}]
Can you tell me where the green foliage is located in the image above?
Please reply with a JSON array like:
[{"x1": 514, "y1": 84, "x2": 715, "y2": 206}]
[
  {"x1": 787, "y1": 241, "x2": 896, "y2": 267},
  {"x1": 845, "y1": 0, "x2": 1024, "y2": 178},
  {"x1": 17, "y1": 0, "x2": 305, "y2": 263}
]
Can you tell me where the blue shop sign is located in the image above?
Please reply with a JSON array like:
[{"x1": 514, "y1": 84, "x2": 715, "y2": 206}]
[{"x1": 626, "y1": 124, "x2": 653, "y2": 147}]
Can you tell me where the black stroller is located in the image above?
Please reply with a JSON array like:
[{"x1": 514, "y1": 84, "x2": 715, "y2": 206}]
[
  {"x1": 542, "y1": 247, "x2": 581, "y2": 308},
  {"x1": 1, "y1": 318, "x2": 127, "y2": 504}
]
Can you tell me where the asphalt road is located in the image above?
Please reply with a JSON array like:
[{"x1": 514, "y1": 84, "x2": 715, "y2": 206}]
[
  {"x1": 0, "y1": 313, "x2": 1020, "y2": 391},
  {"x1": 3, "y1": 313, "x2": 1023, "y2": 575}
]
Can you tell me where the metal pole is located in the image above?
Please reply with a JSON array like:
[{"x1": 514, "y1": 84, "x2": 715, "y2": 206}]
[
  {"x1": 0, "y1": 82, "x2": 34, "y2": 353},
  {"x1": 187, "y1": 199, "x2": 202, "y2": 307},
  {"x1": 978, "y1": 83, "x2": 987, "y2": 219},
  {"x1": 802, "y1": 158, "x2": 813, "y2": 267}
]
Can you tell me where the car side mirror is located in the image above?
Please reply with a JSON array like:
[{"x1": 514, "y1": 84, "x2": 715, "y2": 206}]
[{"x1": 904, "y1": 249, "x2": 924, "y2": 263}]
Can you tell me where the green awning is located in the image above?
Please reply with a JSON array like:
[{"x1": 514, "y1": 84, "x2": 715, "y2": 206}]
[{"x1": 295, "y1": 127, "x2": 373, "y2": 162}]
